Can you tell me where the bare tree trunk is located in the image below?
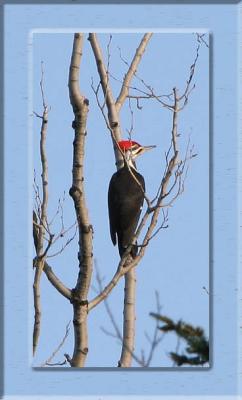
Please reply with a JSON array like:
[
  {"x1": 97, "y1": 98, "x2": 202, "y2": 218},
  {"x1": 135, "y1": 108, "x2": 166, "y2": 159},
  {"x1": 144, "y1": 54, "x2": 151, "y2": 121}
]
[
  {"x1": 119, "y1": 268, "x2": 136, "y2": 367},
  {"x1": 68, "y1": 33, "x2": 93, "y2": 367}
]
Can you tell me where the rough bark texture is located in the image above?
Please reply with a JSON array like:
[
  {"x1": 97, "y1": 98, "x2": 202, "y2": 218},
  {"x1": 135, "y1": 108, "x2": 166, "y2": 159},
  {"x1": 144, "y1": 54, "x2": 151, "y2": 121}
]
[{"x1": 68, "y1": 33, "x2": 93, "y2": 367}]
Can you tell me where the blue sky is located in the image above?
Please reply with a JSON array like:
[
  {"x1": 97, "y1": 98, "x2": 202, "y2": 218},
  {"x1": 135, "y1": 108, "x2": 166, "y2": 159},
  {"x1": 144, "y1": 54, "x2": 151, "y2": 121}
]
[{"x1": 32, "y1": 32, "x2": 209, "y2": 368}]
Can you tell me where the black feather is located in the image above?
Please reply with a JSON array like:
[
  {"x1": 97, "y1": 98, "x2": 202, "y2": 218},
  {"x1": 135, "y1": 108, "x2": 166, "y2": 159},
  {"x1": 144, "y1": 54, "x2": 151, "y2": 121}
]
[{"x1": 108, "y1": 165, "x2": 145, "y2": 258}]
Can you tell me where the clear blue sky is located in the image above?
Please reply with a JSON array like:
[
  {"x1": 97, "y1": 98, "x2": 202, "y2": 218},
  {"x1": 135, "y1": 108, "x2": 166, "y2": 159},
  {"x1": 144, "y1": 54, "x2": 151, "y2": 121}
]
[
  {"x1": 4, "y1": 3, "x2": 239, "y2": 397},
  {"x1": 32, "y1": 31, "x2": 209, "y2": 368}
]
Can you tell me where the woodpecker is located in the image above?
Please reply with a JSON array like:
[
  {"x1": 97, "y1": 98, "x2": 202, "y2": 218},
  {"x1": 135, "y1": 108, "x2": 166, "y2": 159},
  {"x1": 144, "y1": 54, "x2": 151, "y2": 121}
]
[{"x1": 108, "y1": 140, "x2": 156, "y2": 258}]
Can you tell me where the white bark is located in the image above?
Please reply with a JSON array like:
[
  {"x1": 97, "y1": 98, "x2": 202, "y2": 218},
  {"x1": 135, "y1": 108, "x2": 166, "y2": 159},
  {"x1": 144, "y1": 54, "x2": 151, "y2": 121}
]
[
  {"x1": 33, "y1": 94, "x2": 49, "y2": 355},
  {"x1": 68, "y1": 33, "x2": 93, "y2": 367},
  {"x1": 119, "y1": 269, "x2": 136, "y2": 367}
]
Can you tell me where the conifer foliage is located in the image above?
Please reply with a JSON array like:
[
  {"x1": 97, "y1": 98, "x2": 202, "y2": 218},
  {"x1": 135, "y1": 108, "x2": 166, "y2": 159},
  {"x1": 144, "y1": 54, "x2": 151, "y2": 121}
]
[{"x1": 150, "y1": 313, "x2": 209, "y2": 366}]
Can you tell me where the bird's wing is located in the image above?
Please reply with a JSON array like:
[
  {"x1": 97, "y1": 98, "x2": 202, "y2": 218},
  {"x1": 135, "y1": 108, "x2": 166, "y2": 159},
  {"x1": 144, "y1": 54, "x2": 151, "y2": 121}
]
[
  {"x1": 108, "y1": 174, "x2": 117, "y2": 246},
  {"x1": 119, "y1": 173, "x2": 145, "y2": 244}
]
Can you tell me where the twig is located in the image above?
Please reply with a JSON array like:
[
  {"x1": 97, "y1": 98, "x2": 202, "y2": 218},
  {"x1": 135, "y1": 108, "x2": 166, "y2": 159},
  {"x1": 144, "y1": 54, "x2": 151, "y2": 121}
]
[
  {"x1": 126, "y1": 98, "x2": 134, "y2": 138},
  {"x1": 143, "y1": 291, "x2": 165, "y2": 367},
  {"x1": 47, "y1": 223, "x2": 78, "y2": 258},
  {"x1": 196, "y1": 33, "x2": 209, "y2": 48},
  {"x1": 41, "y1": 321, "x2": 71, "y2": 367}
]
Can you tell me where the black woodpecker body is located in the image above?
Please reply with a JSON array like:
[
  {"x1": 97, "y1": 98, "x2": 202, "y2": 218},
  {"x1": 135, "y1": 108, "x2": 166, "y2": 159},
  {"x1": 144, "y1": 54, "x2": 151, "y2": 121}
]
[{"x1": 108, "y1": 140, "x2": 155, "y2": 258}]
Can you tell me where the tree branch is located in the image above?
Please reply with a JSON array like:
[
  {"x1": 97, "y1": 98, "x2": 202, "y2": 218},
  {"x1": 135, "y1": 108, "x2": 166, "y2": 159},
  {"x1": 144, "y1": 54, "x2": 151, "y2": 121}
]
[
  {"x1": 88, "y1": 33, "x2": 123, "y2": 168},
  {"x1": 41, "y1": 321, "x2": 71, "y2": 367},
  {"x1": 115, "y1": 33, "x2": 153, "y2": 111},
  {"x1": 33, "y1": 64, "x2": 49, "y2": 355},
  {"x1": 43, "y1": 261, "x2": 72, "y2": 300}
]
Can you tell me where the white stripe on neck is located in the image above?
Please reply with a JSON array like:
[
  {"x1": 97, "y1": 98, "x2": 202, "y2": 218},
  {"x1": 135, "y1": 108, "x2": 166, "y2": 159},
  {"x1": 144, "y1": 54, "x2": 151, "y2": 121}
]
[{"x1": 126, "y1": 150, "x2": 137, "y2": 170}]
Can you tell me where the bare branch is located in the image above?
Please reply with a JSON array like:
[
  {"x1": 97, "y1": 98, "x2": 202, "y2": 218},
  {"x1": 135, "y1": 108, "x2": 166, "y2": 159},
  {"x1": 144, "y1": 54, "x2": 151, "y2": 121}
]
[
  {"x1": 126, "y1": 98, "x2": 134, "y2": 138},
  {"x1": 47, "y1": 223, "x2": 78, "y2": 258},
  {"x1": 33, "y1": 63, "x2": 77, "y2": 356},
  {"x1": 115, "y1": 33, "x2": 153, "y2": 111},
  {"x1": 48, "y1": 191, "x2": 66, "y2": 228},
  {"x1": 41, "y1": 321, "x2": 71, "y2": 367},
  {"x1": 137, "y1": 209, "x2": 169, "y2": 248},
  {"x1": 95, "y1": 263, "x2": 123, "y2": 341},
  {"x1": 45, "y1": 360, "x2": 67, "y2": 366},
  {"x1": 178, "y1": 38, "x2": 202, "y2": 107},
  {"x1": 196, "y1": 33, "x2": 209, "y2": 48},
  {"x1": 33, "y1": 64, "x2": 50, "y2": 355},
  {"x1": 109, "y1": 70, "x2": 173, "y2": 109},
  {"x1": 131, "y1": 76, "x2": 174, "y2": 110},
  {"x1": 33, "y1": 264, "x2": 42, "y2": 355},
  {"x1": 143, "y1": 292, "x2": 165, "y2": 367},
  {"x1": 43, "y1": 261, "x2": 72, "y2": 300},
  {"x1": 88, "y1": 33, "x2": 123, "y2": 168}
]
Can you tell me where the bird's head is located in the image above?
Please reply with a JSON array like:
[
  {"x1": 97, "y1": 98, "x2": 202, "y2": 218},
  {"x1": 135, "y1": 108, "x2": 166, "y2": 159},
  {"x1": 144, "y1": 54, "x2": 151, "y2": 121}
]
[{"x1": 118, "y1": 140, "x2": 156, "y2": 161}]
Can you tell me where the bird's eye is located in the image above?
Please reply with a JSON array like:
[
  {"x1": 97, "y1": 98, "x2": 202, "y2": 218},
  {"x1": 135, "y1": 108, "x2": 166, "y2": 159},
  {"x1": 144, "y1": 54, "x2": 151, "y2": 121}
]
[{"x1": 132, "y1": 145, "x2": 140, "y2": 152}]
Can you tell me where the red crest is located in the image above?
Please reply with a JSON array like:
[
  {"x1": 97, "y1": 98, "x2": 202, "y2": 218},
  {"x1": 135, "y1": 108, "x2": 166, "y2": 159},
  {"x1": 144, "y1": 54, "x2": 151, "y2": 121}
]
[{"x1": 118, "y1": 140, "x2": 140, "y2": 151}]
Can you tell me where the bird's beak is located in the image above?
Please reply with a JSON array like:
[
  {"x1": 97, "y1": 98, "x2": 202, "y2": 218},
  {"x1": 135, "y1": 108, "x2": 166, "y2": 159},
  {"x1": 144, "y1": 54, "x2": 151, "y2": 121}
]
[{"x1": 143, "y1": 145, "x2": 156, "y2": 152}]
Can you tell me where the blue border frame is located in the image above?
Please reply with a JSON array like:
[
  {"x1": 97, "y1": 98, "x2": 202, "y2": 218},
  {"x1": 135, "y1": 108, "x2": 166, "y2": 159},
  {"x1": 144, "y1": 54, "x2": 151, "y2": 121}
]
[{"x1": 2, "y1": 1, "x2": 241, "y2": 398}]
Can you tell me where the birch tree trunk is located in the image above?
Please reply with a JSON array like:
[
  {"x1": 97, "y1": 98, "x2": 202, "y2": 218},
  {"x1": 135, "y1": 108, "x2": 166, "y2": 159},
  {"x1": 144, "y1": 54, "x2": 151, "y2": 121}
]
[
  {"x1": 119, "y1": 268, "x2": 136, "y2": 366},
  {"x1": 68, "y1": 33, "x2": 93, "y2": 367}
]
